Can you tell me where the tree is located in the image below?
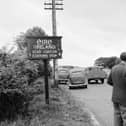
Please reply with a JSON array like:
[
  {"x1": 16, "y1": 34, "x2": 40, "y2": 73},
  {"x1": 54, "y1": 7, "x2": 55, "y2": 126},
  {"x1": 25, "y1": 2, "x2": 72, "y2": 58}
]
[
  {"x1": 14, "y1": 26, "x2": 52, "y2": 77},
  {"x1": 14, "y1": 26, "x2": 48, "y2": 60},
  {"x1": 15, "y1": 26, "x2": 47, "y2": 50},
  {"x1": 0, "y1": 45, "x2": 15, "y2": 67},
  {"x1": 0, "y1": 27, "x2": 49, "y2": 120},
  {"x1": 94, "y1": 56, "x2": 121, "y2": 69}
]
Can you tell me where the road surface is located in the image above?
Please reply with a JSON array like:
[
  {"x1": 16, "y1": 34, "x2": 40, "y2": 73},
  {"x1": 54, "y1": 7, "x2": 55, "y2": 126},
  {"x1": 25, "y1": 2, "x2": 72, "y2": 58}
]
[{"x1": 68, "y1": 82, "x2": 114, "y2": 126}]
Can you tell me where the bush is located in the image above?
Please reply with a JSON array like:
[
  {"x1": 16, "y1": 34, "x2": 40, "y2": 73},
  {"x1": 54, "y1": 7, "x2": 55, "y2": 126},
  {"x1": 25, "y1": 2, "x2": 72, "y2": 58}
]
[
  {"x1": 0, "y1": 91, "x2": 28, "y2": 120},
  {"x1": 0, "y1": 54, "x2": 39, "y2": 120}
]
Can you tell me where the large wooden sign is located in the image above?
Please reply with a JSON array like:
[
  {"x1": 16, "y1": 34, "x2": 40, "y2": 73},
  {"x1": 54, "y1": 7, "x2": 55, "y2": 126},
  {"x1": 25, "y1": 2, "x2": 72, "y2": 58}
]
[{"x1": 27, "y1": 36, "x2": 62, "y2": 60}]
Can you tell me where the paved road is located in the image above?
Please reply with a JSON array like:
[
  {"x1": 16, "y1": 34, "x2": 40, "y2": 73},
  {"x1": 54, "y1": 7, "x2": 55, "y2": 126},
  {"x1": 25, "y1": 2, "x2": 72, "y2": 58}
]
[{"x1": 68, "y1": 82, "x2": 114, "y2": 126}]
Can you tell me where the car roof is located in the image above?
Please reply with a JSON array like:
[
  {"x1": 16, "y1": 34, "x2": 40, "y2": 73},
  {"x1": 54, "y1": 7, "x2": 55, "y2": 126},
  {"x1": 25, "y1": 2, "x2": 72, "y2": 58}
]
[
  {"x1": 57, "y1": 67, "x2": 69, "y2": 71},
  {"x1": 69, "y1": 67, "x2": 85, "y2": 73}
]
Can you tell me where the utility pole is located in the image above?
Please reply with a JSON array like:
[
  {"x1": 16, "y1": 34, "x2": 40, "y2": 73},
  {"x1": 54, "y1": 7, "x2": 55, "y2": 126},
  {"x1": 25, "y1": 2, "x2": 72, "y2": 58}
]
[{"x1": 44, "y1": 0, "x2": 63, "y2": 87}]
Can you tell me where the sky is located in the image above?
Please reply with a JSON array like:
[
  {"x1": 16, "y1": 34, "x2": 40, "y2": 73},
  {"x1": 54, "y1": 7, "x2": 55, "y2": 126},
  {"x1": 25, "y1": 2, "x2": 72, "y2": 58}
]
[{"x1": 0, "y1": 0, "x2": 126, "y2": 67}]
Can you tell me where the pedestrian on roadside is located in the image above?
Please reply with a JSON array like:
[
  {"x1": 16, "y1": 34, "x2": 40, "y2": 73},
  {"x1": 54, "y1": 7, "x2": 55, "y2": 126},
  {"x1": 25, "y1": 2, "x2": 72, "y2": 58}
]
[{"x1": 107, "y1": 52, "x2": 126, "y2": 126}]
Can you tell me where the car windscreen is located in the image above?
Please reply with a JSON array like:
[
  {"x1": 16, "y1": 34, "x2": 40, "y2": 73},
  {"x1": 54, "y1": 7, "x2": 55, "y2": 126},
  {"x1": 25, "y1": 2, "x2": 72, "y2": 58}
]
[
  {"x1": 70, "y1": 71, "x2": 84, "y2": 77},
  {"x1": 59, "y1": 70, "x2": 68, "y2": 73}
]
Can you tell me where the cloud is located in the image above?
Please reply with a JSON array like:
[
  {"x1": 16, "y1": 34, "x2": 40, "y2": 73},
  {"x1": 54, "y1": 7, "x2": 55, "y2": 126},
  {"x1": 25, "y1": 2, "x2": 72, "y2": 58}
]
[
  {"x1": 0, "y1": 0, "x2": 126, "y2": 66},
  {"x1": 0, "y1": 0, "x2": 52, "y2": 45}
]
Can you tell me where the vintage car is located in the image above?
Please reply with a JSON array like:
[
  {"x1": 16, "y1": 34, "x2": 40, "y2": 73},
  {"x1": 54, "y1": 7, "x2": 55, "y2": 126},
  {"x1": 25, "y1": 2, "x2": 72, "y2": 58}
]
[
  {"x1": 85, "y1": 66, "x2": 107, "y2": 84},
  {"x1": 58, "y1": 65, "x2": 74, "y2": 70},
  {"x1": 55, "y1": 67, "x2": 69, "y2": 84},
  {"x1": 68, "y1": 68, "x2": 88, "y2": 89}
]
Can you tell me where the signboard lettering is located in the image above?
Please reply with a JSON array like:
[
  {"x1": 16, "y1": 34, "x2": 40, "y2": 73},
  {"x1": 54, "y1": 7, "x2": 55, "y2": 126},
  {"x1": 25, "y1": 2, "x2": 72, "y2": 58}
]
[{"x1": 27, "y1": 36, "x2": 62, "y2": 59}]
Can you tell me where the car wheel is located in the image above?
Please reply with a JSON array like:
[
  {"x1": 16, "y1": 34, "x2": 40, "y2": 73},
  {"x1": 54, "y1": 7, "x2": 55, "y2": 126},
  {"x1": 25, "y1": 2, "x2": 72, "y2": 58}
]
[
  {"x1": 69, "y1": 86, "x2": 72, "y2": 89},
  {"x1": 96, "y1": 79, "x2": 99, "y2": 84},
  {"x1": 100, "y1": 79, "x2": 104, "y2": 84},
  {"x1": 84, "y1": 85, "x2": 88, "y2": 88},
  {"x1": 88, "y1": 79, "x2": 91, "y2": 84}
]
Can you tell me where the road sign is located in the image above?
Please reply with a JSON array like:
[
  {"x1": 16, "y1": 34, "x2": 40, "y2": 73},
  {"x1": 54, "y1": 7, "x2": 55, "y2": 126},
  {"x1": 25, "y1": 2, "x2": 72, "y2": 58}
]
[{"x1": 27, "y1": 36, "x2": 62, "y2": 60}]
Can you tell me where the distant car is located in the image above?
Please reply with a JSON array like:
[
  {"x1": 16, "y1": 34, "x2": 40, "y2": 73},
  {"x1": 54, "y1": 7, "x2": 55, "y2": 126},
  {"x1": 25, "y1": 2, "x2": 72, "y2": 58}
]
[
  {"x1": 55, "y1": 68, "x2": 69, "y2": 84},
  {"x1": 68, "y1": 68, "x2": 88, "y2": 89},
  {"x1": 85, "y1": 66, "x2": 107, "y2": 84},
  {"x1": 58, "y1": 65, "x2": 74, "y2": 71}
]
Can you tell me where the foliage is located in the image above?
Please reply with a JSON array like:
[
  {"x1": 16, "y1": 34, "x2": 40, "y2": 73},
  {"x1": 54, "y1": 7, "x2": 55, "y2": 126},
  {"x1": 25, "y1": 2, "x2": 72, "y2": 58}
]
[
  {"x1": 0, "y1": 26, "x2": 53, "y2": 121},
  {"x1": 0, "y1": 51, "x2": 39, "y2": 121},
  {"x1": 94, "y1": 56, "x2": 121, "y2": 69},
  {"x1": 15, "y1": 26, "x2": 47, "y2": 50},
  {"x1": 14, "y1": 26, "x2": 52, "y2": 77}
]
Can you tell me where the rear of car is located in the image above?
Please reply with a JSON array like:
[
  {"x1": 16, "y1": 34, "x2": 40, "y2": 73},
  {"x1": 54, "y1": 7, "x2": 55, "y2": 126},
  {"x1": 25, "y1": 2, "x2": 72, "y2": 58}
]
[
  {"x1": 56, "y1": 68, "x2": 69, "y2": 84},
  {"x1": 85, "y1": 66, "x2": 107, "y2": 84},
  {"x1": 68, "y1": 68, "x2": 88, "y2": 89}
]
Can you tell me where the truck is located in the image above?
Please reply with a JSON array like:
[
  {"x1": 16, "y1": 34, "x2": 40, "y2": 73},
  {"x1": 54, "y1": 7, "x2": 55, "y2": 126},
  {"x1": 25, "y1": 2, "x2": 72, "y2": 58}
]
[{"x1": 85, "y1": 66, "x2": 107, "y2": 84}]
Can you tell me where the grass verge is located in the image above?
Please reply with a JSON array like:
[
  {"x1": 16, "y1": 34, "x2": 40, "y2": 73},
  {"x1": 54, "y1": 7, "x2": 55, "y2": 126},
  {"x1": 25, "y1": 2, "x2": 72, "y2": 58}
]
[{"x1": 0, "y1": 78, "x2": 96, "y2": 126}]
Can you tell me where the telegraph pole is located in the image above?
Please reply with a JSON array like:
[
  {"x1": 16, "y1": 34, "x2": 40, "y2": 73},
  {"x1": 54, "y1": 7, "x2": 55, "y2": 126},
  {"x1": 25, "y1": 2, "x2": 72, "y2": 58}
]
[{"x1": 44, "y1": 0, "x2": 63, "y2": 87}]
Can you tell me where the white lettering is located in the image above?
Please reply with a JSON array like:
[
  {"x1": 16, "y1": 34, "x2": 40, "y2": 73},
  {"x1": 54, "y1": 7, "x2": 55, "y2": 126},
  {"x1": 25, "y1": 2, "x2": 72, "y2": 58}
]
[{"x1": 35, "y1": 39, "x2": 56, "y2": 49}]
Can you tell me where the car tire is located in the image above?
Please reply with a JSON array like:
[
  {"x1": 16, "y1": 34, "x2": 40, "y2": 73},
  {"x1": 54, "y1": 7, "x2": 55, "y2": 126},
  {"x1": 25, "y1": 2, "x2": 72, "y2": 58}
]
[
  {"x1": 69, "y1": 86, "x2": 72, "y2": 89},
  {"x1": 84, "y1": 85, "x2": 88, "y2": 88},
  {"x1": 100, "y1": 79, "x2": 104, "y2": 84},
  {"x1": 88, "y1": 79, "x2": 91, "y2": 84}
]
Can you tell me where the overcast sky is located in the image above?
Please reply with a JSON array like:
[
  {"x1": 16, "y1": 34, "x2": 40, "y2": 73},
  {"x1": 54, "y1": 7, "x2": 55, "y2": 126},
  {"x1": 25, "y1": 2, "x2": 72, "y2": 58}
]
[{"x1": 0, "y1": 0, "x2": 126, "y2": 67}]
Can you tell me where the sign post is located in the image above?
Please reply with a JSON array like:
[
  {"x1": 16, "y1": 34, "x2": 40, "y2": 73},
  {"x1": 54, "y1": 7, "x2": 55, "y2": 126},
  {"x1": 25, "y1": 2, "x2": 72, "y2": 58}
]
[
  {"x1": 27, "y1": 36, "x2": 62, "y2": 104},
  {"x1": 43, "y1": 59, "x2": 49, "y2": 104}
]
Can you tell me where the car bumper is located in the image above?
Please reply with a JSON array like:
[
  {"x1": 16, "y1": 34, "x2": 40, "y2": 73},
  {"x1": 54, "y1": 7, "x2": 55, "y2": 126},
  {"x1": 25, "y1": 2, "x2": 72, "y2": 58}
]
[
  {"x1": 68, "y1": 83, "x2": 88, "y2": 88},
  {"x1": 58, "y1": 79, "x2": 68, "y2": 84}
]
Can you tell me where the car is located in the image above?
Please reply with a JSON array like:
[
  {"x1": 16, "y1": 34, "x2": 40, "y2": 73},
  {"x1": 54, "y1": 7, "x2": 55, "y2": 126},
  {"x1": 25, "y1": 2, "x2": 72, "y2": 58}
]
[
  {"x1": 85, "y1": 66, "x2": 107, "y2": 84},
  {"x1": 55, "y1": 67, "x2": 69, "y2": 84},
  {"x1": 68, "y1": 68, "x2": 88, "y2": 89},
  {"x1": 58, "y1": 65, "x2": 74, "y2": 71}
]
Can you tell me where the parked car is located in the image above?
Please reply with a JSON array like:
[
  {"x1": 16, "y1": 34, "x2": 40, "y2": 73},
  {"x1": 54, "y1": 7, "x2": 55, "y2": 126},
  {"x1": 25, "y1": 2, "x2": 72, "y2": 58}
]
[
  {"x1": 58, "y1": 65, "x2": 74, "y2": 71},
  {"x1": 68, "y1": 68, "x2": 88, "y2": 89},
  {"x1": 85, "y1": 66, "x2": 107, "y2": 84},
  {"x1": 55, "y1": 67, "x2": 69, "y2": 84}
]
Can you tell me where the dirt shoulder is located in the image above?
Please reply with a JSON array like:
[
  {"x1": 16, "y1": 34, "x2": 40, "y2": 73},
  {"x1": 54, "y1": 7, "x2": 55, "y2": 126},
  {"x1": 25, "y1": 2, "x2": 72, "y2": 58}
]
[
  {"x1": 58, "y1": 85, "x2": 99, "y2": 126},
  {"x1": 42, "y1": 86, "x2": 93, "y2": 126}
]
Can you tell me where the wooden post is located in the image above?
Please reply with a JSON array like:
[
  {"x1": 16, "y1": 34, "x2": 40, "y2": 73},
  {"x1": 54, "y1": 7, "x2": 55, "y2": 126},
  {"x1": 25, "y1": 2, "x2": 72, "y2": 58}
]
[
  {"x1": 43, "y1": 59, "x2": 49, "y2": 104},
  {"x1": 44, "y1": 0, "x2": 63, "y2": 87},
  {"x1": 52, "y1": 0, "x2": 58, "y2": 87}
]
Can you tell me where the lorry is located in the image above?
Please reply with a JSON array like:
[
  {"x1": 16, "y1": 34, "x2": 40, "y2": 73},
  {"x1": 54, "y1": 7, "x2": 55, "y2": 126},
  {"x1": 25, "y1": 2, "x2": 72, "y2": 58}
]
[{"x1": 85, "y1": 66, "x2": 107, "y2": 84}]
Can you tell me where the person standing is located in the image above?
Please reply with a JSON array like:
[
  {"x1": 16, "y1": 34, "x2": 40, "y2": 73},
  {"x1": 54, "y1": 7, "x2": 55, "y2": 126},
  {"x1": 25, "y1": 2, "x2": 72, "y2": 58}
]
[{"x1": 107, "y1": 52, "x2": 126, "y2": 126}]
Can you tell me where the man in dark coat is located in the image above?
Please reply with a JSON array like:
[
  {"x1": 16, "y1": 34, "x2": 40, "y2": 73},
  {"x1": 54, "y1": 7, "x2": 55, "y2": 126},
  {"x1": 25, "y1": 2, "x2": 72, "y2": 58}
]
[{"x1": 107, "y1": 52, "x2": 126, "y2": 126}]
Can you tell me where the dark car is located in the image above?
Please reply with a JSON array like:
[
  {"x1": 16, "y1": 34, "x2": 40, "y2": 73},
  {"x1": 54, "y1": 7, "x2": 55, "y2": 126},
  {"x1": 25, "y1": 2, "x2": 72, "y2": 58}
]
[
  {"x1": 55, "y1": 67, "x2": 69, "y2": 84},
  {"x1": 68, "y1": 68, "x2": 88, "y2": 89}
]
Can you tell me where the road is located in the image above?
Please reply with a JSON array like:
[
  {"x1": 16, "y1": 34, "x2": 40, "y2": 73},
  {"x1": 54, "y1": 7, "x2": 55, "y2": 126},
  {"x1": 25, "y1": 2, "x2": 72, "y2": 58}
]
[{"x1": 68, "y1": 81, "x2": 114, "y2": 126}]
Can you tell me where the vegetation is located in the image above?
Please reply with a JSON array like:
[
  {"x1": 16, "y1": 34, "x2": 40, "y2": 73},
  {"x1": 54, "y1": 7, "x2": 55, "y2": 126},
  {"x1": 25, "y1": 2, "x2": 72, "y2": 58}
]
[
  {"x1": 0, "y1": 26, "x2": 51, "y2": 121},
  {"x1": 15, "y1": 26, "x2": 47, "y2": 50},
  {"x1": 0, "y1": 26, "x2": 103, "y2": 125},
  {"x1": 0, "y1": 49, "x2": 40, "y2": 120},
  {"x1": 0, "y1": 82, "x2": 95, "y2": 126},
  {"x1": 0, "y1": 40, "x2": 94, "y2": 126},
  {"x1": 94, "y1": 56, "x2": 121, "y2": 69}
]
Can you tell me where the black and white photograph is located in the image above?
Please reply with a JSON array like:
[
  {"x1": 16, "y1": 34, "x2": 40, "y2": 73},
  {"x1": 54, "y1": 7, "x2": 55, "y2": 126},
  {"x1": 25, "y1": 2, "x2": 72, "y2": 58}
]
[{"x1": 0, "y1": 0, "x2": 126, "y2": 126}]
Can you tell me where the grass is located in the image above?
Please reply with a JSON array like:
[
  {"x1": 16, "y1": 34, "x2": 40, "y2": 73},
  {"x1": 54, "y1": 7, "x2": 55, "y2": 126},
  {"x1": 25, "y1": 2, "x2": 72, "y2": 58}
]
[{"x1": 0, "y1": 78, "x2": 95, "y2": 126}]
